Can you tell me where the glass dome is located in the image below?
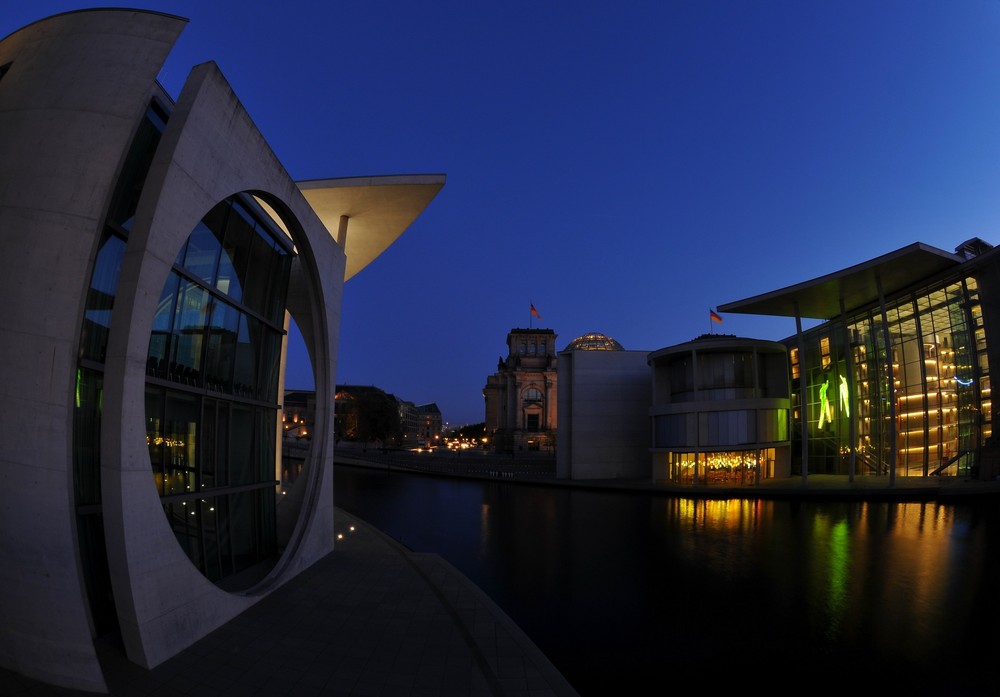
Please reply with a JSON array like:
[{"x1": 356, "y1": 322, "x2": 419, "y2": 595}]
[{"x1": 564, "y1": 333, "x2": 624, "y2": 351}]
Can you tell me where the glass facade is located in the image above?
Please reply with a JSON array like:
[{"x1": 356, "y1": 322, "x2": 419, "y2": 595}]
[
  {"x1": 666, "y1": 448, "x2": 778, "y2": 485},
  {"x1": 790, "y1": 276, "x2": 991, "y2": 478},
  {"x1": 650, "y1": 340, "x2": 791, "y2": 486},
  {"x1": 145, "y1": 194, "x2": 293, "y2": 585},
  {"x1": 73, "y1": 92, "x2": 296, "y2": 604},
  {"x1": 73, "y1": 100, "x2": 167, "y2": 636}
]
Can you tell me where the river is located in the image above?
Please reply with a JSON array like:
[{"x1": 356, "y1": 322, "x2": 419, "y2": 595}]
[{"x1": 332, "y1": 464, "x2": 1000, "y2": 695}]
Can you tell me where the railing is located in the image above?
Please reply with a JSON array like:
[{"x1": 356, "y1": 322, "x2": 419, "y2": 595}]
[{"x1": 334, "y1": 447, "x2": 557, "y2": 481}]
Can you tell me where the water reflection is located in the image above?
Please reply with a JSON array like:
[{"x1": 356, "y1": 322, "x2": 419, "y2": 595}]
[{"x1": 333, "y1": 466, "x2": 1000, "y2": 695}]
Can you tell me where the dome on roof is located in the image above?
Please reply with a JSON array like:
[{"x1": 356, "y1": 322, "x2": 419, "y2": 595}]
[{"x1": 564, "y1": 333, "x2": 624, "y2": 351}]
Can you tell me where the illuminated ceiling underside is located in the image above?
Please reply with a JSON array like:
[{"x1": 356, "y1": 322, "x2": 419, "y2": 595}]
[
  {"x1": 298, "y1": 174, "x2": 446, "y2": 281},
  {"x1": 718, "y1": 242, "x2": 964, "y2": 321}
]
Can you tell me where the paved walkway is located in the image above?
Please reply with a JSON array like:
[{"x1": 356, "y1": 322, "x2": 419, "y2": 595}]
[{"x1": 1, "y1": 507, "x2": 580, "y2": 697}]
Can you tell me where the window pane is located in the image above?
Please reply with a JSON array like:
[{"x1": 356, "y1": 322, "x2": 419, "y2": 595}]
[
  {"x1": 218, "y1": 203, "x2": 254, "y2": 302},
  {"x1": 234, "y1": 314, "x2": 258, "y2": 398},
  {"x1": 169, "y1": 280, "x2": 210, "y2": 384},
  {"x1": 163, "y1": 392, "x2": 198, "y2": 495},
  {"x1": 148, "y1": 272, "x2": 179, "y2": 378},
  {"x1": 80, "y1": 232, "x2": 125, "y2": 363},
  {"x1": 203, "y1": 301, "x2": 240, "y2": 393},
  {"x1": 73, "y1": 368, "x2": 103, "y2": 505},
  {"x1": 230, "y1": 404, "x2": 254, "y2": 486},
  {"x1": 180, "y1": 219, "x2": 222, "y2": 285}
]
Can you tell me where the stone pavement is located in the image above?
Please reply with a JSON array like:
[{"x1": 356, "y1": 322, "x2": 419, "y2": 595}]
[{"x1": 1, "y1": 507, "x2": 580, "y2": 697}]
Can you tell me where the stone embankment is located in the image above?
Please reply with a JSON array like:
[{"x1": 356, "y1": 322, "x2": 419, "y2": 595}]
[{"x1": 334, "y1": 445, "x2": 557, "y2": 482}]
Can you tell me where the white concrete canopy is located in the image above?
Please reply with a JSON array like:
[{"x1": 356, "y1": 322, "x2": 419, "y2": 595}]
[{"x1": 298, "y1": 174, "x2": 446, "y2": 281}]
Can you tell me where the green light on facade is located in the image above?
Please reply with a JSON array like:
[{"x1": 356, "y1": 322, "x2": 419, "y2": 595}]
[{"x1": 819, "y1": 379, "x2": 833, "y2": 428}]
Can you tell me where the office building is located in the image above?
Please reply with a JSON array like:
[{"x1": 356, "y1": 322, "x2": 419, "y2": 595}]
[
  {"x1": 0, "y1": 9, "x2": 443, "y2": 690},
  {"x1": 555, "y1": 240, "x2": 1000, "y2": 486},
  {"x1": 720, "y1": 238, "x2": 998, "y2": 482},
  {"x1": 648, "y1": 335, "x2": 790, "y2": 485}
]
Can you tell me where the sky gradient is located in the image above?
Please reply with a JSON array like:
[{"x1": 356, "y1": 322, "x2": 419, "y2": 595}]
[{"x1": 7, "y1": 1, "x2": 1000, "y2": 426}]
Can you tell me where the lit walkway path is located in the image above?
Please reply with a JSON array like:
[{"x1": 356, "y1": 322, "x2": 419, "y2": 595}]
[{"x1": 1, "y1": 507, "x2": 579, "y2": 697}]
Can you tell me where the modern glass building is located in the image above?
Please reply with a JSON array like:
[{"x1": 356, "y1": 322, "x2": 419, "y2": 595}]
[
  {"x1": 648, "y1": 335, "x2": 791, "y2": 486},
  {"x1": 0, "y1": 9, "x2": 443, "y2": 691},
  {"x1": 720, "y1": 238, "x2": 998, "y2": 483}
]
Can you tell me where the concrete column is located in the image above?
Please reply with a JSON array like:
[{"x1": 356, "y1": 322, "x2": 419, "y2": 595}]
[{"x1": 336, "y1": 214, "x2": 349, "y2": 247}]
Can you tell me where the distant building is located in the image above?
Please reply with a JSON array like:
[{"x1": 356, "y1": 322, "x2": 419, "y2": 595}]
[
  {"x1": 395, "y1": 399, "x2": 441, "y2": 446},
  {"x1": 483, "y1": 328, "x2": 558, "y2": 453},
  {"x1": 397, "y1": 399, "x2": 421, "y2": 445},
  {"x1": 283, "y1": 389, "x2": 317, "y2": 441},
  {"x1": 416, "y1": 403, "x2": 443, "y2": 445}
]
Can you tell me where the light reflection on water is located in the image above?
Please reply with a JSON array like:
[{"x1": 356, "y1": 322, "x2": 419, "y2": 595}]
[{"x1": 333, "y1": 466, "x2": 1000, "y2": 696}]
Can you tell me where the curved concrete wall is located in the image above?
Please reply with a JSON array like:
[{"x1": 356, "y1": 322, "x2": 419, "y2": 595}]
[
  {"x1": 0, "y1": 10, "x2": 186, "y2": 691},
  {"x1": 0, "y1": 9, "x2": 345, "y2": 689},
  {"x1": 102, "y1": 61, "x2": 343, "y2": 669}
]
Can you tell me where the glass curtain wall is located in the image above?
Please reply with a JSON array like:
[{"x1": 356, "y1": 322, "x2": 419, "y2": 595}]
[
  {"x1": 145, "y1": 194, "x2": 292, "y2": 586},
  {"x1": 654, "y1": 348, "x2": 789, "y2": 486},
  {"x1": 73, "y1": 100, "x2": 167, "y2": 636},
  {"x1": 667, "y1": 448, "x2": 777, "y2": 486},
  {"x1": 792, "y1": 276, "x2": 989, "y2": 478}
]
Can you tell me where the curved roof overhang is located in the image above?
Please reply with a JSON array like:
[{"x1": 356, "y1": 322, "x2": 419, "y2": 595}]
[
  {"x1": 717, "y1": 242, "x2": 964, "y2": 321},
  {"x1": 297, "y1": 174, "x2": 446, "y2": 281}
]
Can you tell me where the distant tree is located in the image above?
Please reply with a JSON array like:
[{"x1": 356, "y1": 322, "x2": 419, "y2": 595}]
[
  {"x1": 334, "y1": 392, "x2": 356, "y2": 442},
  {"x1": 454, "y1": 422, "x2": 487, "y2": 441}
]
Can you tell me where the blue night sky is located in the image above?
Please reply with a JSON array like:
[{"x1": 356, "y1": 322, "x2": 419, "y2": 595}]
[{"x1": 8, "y1": 1, "x2": 1000, "y2": 426}]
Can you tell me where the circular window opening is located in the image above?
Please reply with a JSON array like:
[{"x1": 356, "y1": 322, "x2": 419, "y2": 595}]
[{"x1": 144, "y1": 193, "x2": 296, "y2": 590}]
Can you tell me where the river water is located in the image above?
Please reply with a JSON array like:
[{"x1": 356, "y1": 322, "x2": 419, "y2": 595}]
[{"x1": 332, "y1": 464, "x2": 1000, "y2": 696}]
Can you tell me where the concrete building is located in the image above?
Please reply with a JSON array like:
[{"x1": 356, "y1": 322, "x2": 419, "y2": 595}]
[
  {"x1": 648, "y1": 335, "x2": 791, "y2": 485},
  {"x1": 720, "y1": 238, "x2": 1000, "y2": 483},
  {"x1": 483, "y1": 328, "x2": 558, "y2": 453},
  {"x1": 550, "y1": 237, "x2": 1000, "y2": 487},
  {"x1": 0, "y1": 9, "x2": 443, "y2": 691},
  {"x1": 556, "y1": 334, "x2": 650, "y2": 479}
]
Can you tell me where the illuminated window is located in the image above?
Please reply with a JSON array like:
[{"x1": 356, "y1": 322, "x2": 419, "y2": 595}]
[
  {"x1": 524, "y1": 387, "x2": 543, "y2": 402},
  {"x1": 820, "y1": 337, "x2": 831, "y2": 367},
  {"x1": 790, "y1": 347, "x2": 800, "y2": 380}
]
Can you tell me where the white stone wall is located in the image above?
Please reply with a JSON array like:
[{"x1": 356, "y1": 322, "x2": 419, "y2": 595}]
[{"x1": 556, "y1": 350, "x2": 650, "y2": 479}]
